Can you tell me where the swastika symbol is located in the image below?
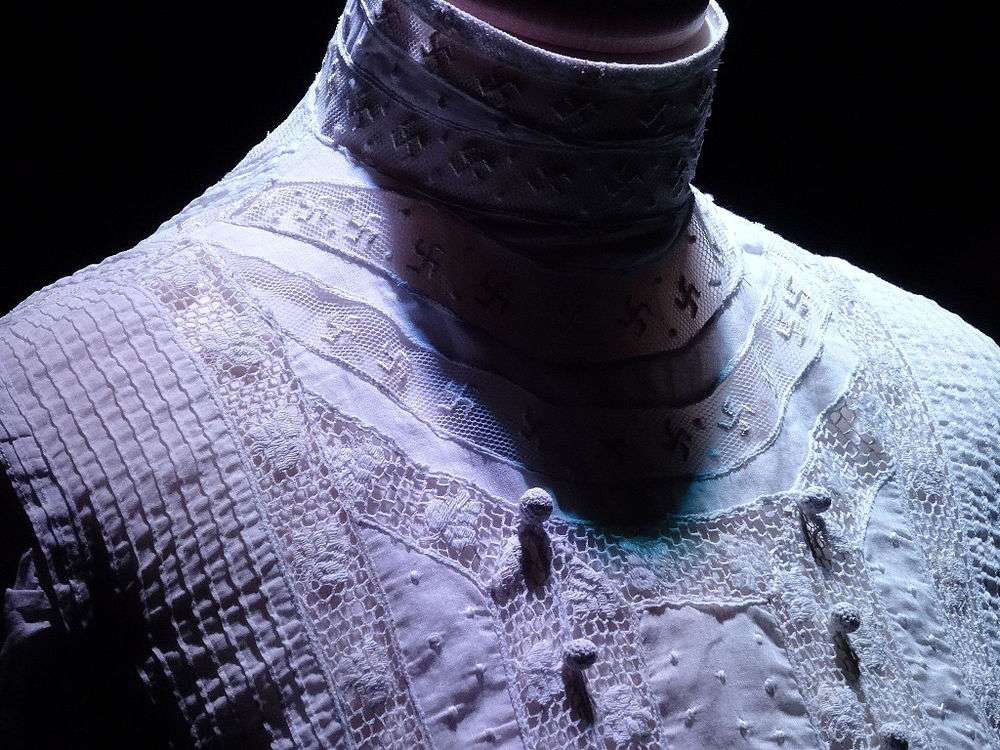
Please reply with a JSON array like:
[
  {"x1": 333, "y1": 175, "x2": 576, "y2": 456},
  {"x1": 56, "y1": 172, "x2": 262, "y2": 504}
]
[
  {"x1": 473, "y1": 272, "x2": 513, "y2": 314},
  {"x1": 775, "y1": 312, "x2": 806, "y2": 345},
  {"x1": 376, "y1": 346, "x2": 408, "y2": 384},
  {"x1": 438, "y1": 382, "x2": 476, "y2": 418},
  {"x1": 674, "y1": 274, "x2": 701, "y2": 318},
  {"x1": 661, "y1": 419, "x2": 692, "y2": 462},
  {"x1": 406, "y1": 239, "x2": 445, "y2": 281},
  {"x1": 619, "y1": 296, "x2": 653, "y2": 337},
  {"x1": 717, "y1": 398, "x2": 755, "y2": 435},
  {"x1": 784, "y1": 277, "x2": 810, "y2": 317}
]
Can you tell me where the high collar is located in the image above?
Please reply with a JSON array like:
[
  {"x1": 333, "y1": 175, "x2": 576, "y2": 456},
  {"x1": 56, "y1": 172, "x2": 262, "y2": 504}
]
[{"x1": 315, "y1": 0, "x2": 727, "y2": 255}]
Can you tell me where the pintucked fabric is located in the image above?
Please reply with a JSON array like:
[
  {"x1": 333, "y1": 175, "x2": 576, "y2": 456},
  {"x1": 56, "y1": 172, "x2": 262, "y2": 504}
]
[{"x1": 1, "y1": 1, "x2": 997, "y2": 748}]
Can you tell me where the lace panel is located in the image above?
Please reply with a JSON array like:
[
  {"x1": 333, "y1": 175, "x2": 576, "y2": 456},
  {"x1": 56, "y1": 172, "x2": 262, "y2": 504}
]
[
  {"x1": 772, "y1": 243, "x2": 998, "y2": 745},
  {"x1": 817, "y1": 260, "x2": 999, "y2": 740},
  {"x1": 146, "y1": 243, "x2": 434, "y2": 749},
  {"x1": 143, "y1": 238, "x2": 833, "y2": 749},
  {"x1": 225, "y1": 183, "x2": 743, "y2": 362},
  {"x1": 216, "y1": 245, "x2": 825, "y2": 482}
]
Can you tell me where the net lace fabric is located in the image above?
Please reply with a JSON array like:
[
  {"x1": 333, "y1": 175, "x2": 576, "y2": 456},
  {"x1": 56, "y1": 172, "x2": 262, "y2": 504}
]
[
  {"x1": 0, "y1": 0, "x2": 998, "y2": 749},
  {"x1": 320, "y1": 0, "x2": 722, "y2": 235}
]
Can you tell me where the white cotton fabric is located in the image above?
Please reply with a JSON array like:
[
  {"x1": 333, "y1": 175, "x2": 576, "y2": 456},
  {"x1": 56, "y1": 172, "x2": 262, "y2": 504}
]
[{"x1": 0, "y1": 0, "x2": 997, "y2": 748}]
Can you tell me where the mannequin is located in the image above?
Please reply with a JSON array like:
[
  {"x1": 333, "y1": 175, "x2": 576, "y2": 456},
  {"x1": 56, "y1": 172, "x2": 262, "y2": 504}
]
[
  {"x1": 1, "y1": 0, "x2": 997, "y2": 748},
  {"x1": 447, "y1": 0, "x2": 710, "y2": 58}
]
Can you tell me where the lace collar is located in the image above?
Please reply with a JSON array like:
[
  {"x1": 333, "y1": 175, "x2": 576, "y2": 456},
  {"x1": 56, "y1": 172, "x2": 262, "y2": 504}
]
[
  {"x1": 314, "y1": 0, "x2": 728, "y2": 251},
  {"x1": 199, "y1": 0, "x2": 831, "y2": 482}
]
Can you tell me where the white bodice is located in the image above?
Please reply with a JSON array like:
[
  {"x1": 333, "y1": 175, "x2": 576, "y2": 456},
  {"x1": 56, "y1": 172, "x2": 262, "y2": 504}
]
[{"x1": 0, "y1": 1, "x2": 997, "y2": 748}]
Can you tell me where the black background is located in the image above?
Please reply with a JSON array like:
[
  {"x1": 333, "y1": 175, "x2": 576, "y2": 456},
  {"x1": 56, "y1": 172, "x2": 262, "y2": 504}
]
[{"x1": 7, "y1": 1, "x2": 999, "y2": 340}]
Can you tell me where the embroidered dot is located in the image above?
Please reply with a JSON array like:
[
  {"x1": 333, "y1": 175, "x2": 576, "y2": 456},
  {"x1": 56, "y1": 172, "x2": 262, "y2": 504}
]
[
  {"x1": 754, "y1": 633, "x2": 764, "y2": 646},
  {"x1": 428, "y1": 633, "x2": 444, "y2": 653},
  {"x1": 715, "y1": 669, "x2": 727, "y2": 684},
  {"x1": 773, "y1": 728, "x2": 788, "y2": 745},
  {"x1": 563, "y1": 638, "x2": 598, "y2": 670},
  {"x1": 409, "y1": 570, "x2": 421, "y2": 585},
  {"x1": 742, "y1": 238, "x2": 764, "y2": 255},
  {"x1": 670, "y1": 651, "x2": 680, "y2": 666},
  {"x1": 738, "y1": 718, "x2": 751, "y2": 737},
  {"x1": 764, "y1": 677, "x2": 777, "y2": 697},
  {"x1": 473, "y1": 663, "x2": 486, "y2": 682},
  {"x1": 831, "y1": 602, "x2": 862, "y2": 634},
  {"x1": 519, "y1": 488, "x2": 554, "y2": 524}
]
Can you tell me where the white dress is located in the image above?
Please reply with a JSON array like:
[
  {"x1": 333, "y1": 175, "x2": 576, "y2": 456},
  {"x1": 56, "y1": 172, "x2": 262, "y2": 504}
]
[{"x1": 1, "y1": 0, "x2": 996, "y2": 747}]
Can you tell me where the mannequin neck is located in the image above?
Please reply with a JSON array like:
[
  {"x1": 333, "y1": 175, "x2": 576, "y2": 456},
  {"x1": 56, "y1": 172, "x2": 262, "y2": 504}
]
[{"x1": 446, "y1": 0, "x2": 711, "y2": 60}]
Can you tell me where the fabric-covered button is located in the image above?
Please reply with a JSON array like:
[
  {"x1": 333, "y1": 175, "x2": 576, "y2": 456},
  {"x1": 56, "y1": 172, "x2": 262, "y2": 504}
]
[
  {"x1": 831, "y1": 602, "x2": 862, "y2": 634},
  {"x1": 519, "y1": 488, "x2": 554, "y2": 525},
  {"x1": 797, "y1": 485, "x2": 834, "y2": 517},
  {"x1": 880, "y1": 724, "x2": 909, "y2": 750},
  {"x1": 563, "y1": 638, "x2": 598, "y2": 670}
]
